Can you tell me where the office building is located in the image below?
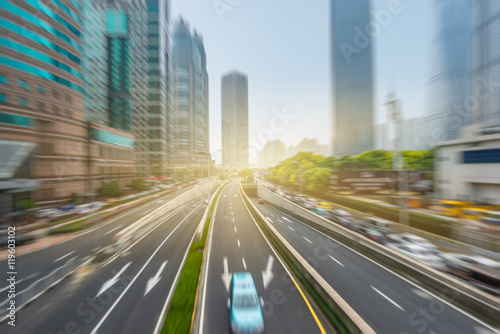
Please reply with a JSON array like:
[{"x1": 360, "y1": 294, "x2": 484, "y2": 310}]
[
  {"x1": 221, "y1": 70, "x2": 248, "y2": 169},
  {"x1": 422, "y1": 0, "x2": 470, "y2": 148},
  {"x1": 286, "y1": 138, "x2": 328, "y2": 158},
  {"x1": 145, "y1": 0, "x2": 171, "y2": 177},
  {"x1": 331, "y1": 0, "x2": 374, "y2": 155},
  {"x1": 172, "y1": 19, "x2": 210, "y2": 167}
]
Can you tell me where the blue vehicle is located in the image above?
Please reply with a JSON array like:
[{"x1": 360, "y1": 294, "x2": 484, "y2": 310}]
[{"x1": 228, "y1": 272, "x2": 265, "y2": 334}]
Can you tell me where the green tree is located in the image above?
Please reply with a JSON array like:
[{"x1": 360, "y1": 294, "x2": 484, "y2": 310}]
[
  {"x1": 129, "y1": 178, "x2": 148, "y2": 192},
  {"x1": 99, "y1": 181, "x2": 124, "y2": 198},
  {"x1": 239, "y1": 168, "x2": 253, "y2": 177}
]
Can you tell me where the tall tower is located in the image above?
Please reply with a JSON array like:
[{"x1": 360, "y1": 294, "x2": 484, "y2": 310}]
[
  {"x1": 172, "y1": 19, "x2": 210, "y2": 167},
  {"x1": 221, "y1": 70, "x2": 249, "y2": 169},
  {"x1": 331, "y1": 0, "x2": 374, "y2": 155}
]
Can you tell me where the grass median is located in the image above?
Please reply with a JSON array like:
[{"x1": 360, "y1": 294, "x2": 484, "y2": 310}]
[{"x1": 161, "y1": 181, "x2": 227, "y2": 334}]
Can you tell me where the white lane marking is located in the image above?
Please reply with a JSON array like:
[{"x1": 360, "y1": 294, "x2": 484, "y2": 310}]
[
  {"x1": 328, "y1": 255, "x2": 345, "y2": 268},
  {"x1": 231, "y1": 211, "x2": 234, "y2": 215},
  {"x1": 157, "y1": 200, "x2": 163, "y2": 204},
  {"x1": 232, "y1": 218, "x2": 235, "y2": 223},
  {"x1": 412, "y1": 288, "x2": 432, "y2": 300},
  {"x1": 266, "y1": 216, "x2": 273, "y2": 224},
  {"x1": 270, "y1": 213, "x2": 274, "y2": 217},
  {"x1": 234, "y1": 227, "x2": 237, "y2": 233},
  {"x1": 96, "y1": 262, "x2": 132, "y2": 297},
  {"x1": 303, "y1": 236, "x2": 313, "y2": 244},
  {"x1": 234, "y1": 194, "x2": 237, "y2": 197},
  {"x1": 0, "y1": 272, "x2": 39, "y2": 293},
  {"x1": 90, "y1": 204, "x2": 202, "y2": 334},
  {"x1": 224, "y1": 194, "x2": 226, "y2": 197},
  {"x1": 242, "y1": 257, "x2": 247, "y2": 270},
  {"x1": 237, "y1": 239, "x2": 241, "y2": 247},
  {"x1": 145, "y1": 260, "x2": 168, "y2": 296},
  {"x1": 103, "y1": 224, "x2": 122, "y2": 236},
  {"x1": 282, "y1": 217, "x2": 291, "y2": 222},
  {"x1": 53, "y1": 251, "x2": 75, "y2": 263},
  {"x1": 277, "y1": 219, "x2": 283, "y2": 224},
  {"x1": 371, "y1": 285, "x2": 405, "y2": 311},
  {"x1": 143, "y1": 209, "x2": 152, "y2": 215},
  {"x1": 287, "y1": 226, "x2": 295, "y2": 231}
]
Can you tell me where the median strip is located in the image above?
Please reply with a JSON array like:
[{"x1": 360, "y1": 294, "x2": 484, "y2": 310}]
[{"x1": 160, "y1": 180, "x2": 229, "y2": 334}]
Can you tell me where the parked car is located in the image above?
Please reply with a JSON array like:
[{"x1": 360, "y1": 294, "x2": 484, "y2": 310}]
[
  {"x1": 387, "y1": 243, "x2": 446, "y2": 270},
  {"x1": 228, "y1": 272, "x2": 265, "y2": 334},
  {"x1": 258, "y1": 199, "x2": 264, "y2": 204},
  {"x1": 35, "y1": 209, "x2": 59, "y2": 219},
  {"x1": 440, "y1": 253, "x2": 500, "y2": 271},
  {"x1": 397, "y1": 233, "x2": 439, "y2": 251},
  {"x1": 358, "y1": 227, "x2": 388, "y2": 244}
]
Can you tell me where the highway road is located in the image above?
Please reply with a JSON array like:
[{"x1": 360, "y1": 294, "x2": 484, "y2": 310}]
[
  {"x1": 198, "y1": 180, "x2": 333, "y2": 334},
  {"x1": 250, "y1": 197, "x2": 498, "y2": 334},
  {"x1": 0, "y1": 197, "x2": 208, "y2": 334},
  {"x1": 0, "y1": 182, "x2": 202, "y2": 300}
]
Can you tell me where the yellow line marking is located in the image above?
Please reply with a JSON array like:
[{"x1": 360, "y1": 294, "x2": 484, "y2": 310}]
[{"x1": 290, "y1": 274, "x2": 326, "y2": 334}]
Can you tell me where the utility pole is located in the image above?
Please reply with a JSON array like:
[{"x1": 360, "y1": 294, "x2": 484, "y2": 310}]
[{"x1": 384, "y1": 91, "x2": 409, "y2": 226}]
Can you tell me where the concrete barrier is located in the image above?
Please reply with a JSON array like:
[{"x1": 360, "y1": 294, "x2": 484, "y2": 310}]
[
  {"x1": 113, "y1": 180, "x2": 219, "y2": 251},
  {"x1": 256, "y1": 185, "x2": 500, "y2": 327},
  {"x1": 239, "y1": 184, "x2": 375, "y2": 334}
]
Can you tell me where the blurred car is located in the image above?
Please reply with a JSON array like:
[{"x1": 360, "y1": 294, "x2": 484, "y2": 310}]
[
  {"x1": 387, "y1": 243, "x2": 446, "y2": 270},
  {"x1": 397, "y1": 233, "x2": 439, "y2": 251},
  {"x1": 228, "y1": 272, "x2": 264, "y2": 334},
  {"x1": 440, "y1": 253, "x2": 500, "y2": 270},
  {"x1": 35, "y1": 209, "x2": 59, "y2": 219},
  {"x1": 257, "y1": 199, "x2": 264, "y2": 204},
  {"x1": 331, "y1": 209, "x2": 353, "y2": 227},
  {"x1": 359, "y1": 227, "x2": 388, "y2": 243}
]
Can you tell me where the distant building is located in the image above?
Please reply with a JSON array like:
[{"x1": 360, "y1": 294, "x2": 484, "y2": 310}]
[
  {"x1": 400, "y1": 118, "x2": 420, "y2": 151},
  {"x1": 221, "y1": 70, "x2": 249, "y2": 169},
  {"x1": 258, "y1": 140, "x2": 286, "y2": 168},
  {"x1": 331, "y1": 0, "x2": 374, "y2": 155},
  {"x1": 172, "y1": 19, "x2": 210, "y2": 167},
  {"x1": 375, "y1": 123, "x2": 390, "y2": 150},
  {"x1": 286, "y1": 138, "x2": 328, "y2": 157}
]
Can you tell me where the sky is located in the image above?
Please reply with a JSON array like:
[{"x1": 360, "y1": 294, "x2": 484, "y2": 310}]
[{"x1": 170, "y1": 0, "x2": 435, "y2": 164}]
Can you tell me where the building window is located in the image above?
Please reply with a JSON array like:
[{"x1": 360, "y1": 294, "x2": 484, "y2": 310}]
[
  {"x1": 0, "y1": 74, "x2": 9, "y2": 84},
  {"x1": 36, "y1": 84, "x2": 46, "y2": 94},
  {"x1": 17, "y1": 79, "x2": 29, "y2": 90},
  {"x1": 463, "y1": 149, "x2": 500, "y2": 163},
  {"x1": 18, "y1": 97, "x2": 29, "y2": 107},
  {"x1": 0, "y1": 93, "x2": 8, "y2": 103}
]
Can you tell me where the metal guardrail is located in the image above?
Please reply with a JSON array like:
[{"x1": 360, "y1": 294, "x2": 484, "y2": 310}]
[{"x1": 256, "y1": 184, "x2": 500, "y2": 327}]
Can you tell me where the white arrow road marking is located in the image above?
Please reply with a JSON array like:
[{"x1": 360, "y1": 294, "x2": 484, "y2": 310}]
[
  {"x1": 103, "y1": 225, "x2": 122, "y2": 236},
  {"x1": 262, "y1": 255, "x2": 274, "y2": 289},
  {"x1": 328, "y1": 255, "x2": 345, "y2": 267},
  {"x1": 96, "y1": 262, "x2": 132, "y2": 297},
  {"x1": 144, "y1": 261, "x2": 167, "y2": 296},
  {"x1": 221, "y1": 257, "x2": 232, "y2": 292},
  {"x1": 371, "y1": 285, "x2": 405, "y2": 311},
  {"x1": 53, "y1": 251, "x2": 75, "y2": 262}
]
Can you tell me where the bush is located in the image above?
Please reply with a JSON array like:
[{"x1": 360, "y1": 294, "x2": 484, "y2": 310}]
[
  {"x1": 129, "y1": 178, "x2": 148, "y2": 192},
  {"x1": 98, "y1": 181, "x2": 124, "y2": 198}
]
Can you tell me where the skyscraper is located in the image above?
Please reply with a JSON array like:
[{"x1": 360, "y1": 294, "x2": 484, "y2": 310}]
[
  {"x1": 422, "y1": 0, "x2": 470, "y2": 148},
  {"x1": 145, "y1": 0, "x2": 171, "y2": 176},
  {"x1": 470, "y1": 1, "x2": 500, "y2": 129},
  {"x1": 221, "y1": 70, "x2": 249, "y2": 169},
  {"x1": 172, "y1": 19, "x2": 210, "y2": 167},
  {"x1": 331, "y1": 0, "x2": 374, "y2": 155}
]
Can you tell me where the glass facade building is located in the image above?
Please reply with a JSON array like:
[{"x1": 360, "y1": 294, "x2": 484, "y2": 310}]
[
  {"x1": 221, "y1": 70, "x2": 249, "y2": 169},
  {"x1": 331, "y1": 0, "x2": 374, "y2": 155},
  {"x1": 172, "y1": 19, "x2": 210, "y2": 166}
]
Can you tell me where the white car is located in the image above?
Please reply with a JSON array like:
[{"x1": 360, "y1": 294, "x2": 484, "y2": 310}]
[
  {"x1": 388, "y1": 243, "x2": 446, "y2": 270},
  {"x1": 440, "y1": 253, "x2": 500, "y2": 270},
  {"x1": 397, "y1": 233, "x2": 439, "y2": 251},
  {"x1": 35, "y1": 209, "x2": 59, "y2": 218}
]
